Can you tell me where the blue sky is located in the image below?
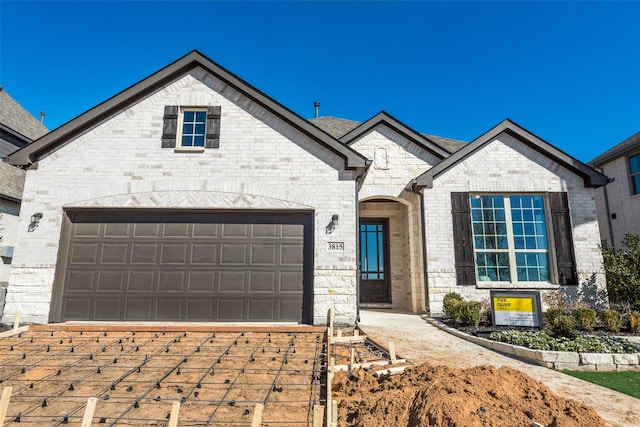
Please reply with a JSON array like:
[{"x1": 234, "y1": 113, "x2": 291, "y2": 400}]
[{"x1": 1, "y1": 1, "x2": 639, "y2": 162}]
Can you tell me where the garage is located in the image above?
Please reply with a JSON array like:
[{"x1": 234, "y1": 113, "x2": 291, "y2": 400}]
[{"x1": 50, "y1": 210, "x2": 313, "y2": 323}]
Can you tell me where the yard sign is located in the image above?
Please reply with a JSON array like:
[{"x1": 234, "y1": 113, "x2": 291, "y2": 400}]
[{"x1": 490, "y1": 291, "x2": 542, "y2": 328}]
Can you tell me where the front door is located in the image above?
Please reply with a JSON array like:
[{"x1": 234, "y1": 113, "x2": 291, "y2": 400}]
[{"x1": 359, "y1": 219, "x2": 391, "y2": 304}]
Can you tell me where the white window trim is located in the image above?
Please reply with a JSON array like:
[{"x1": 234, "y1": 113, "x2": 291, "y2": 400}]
[
  {"x1": 471, "y1": 193, "x2": 552, "y2": 286},
  {"x1": 177, "y1": 107, "x2": 208, "y2": 148}
]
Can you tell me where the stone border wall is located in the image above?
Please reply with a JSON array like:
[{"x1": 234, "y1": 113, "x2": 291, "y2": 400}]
[{"x1": 426, "y1": 317, "x2": 640, "y2": 371}]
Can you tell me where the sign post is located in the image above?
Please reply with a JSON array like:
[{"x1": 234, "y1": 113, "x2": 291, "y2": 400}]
[{"x1": 490, "y1": 291, "x2": 542, "y2": 328}]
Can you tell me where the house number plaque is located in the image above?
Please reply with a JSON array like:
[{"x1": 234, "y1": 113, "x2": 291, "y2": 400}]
[{"x1": 327, "y1": 242, "x2": 345, "y2": 252}]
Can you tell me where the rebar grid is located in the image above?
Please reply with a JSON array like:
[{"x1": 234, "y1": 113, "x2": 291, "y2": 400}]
[
  {"x1": 328, "y1": 338, "x2": 389, "y2": 365},
  {"x1": 0, "y1": 330, "x2": 327, "y2": 426}
]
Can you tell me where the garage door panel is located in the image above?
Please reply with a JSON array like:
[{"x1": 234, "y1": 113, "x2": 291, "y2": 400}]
[
  {"x1": 67, "y1": 270, "x2": 95, "y2": 291},
  {"x1": 161, "y1": 244, "x2": 189, "y2": 264},
  {"x1": 248, "y1": 299, "x2": 275, "y2": 321},
  {"x1": 101, "y1": 243, "x2": 129, "y2": 264},
  {"x1": 128, "y1": 271, "x2": 155, "y2": 291},
  {"x1": 223, "y1": 224, "x2": 249, "y2": 238},
  {"x1": 105, "y1": 223, "x2": 130, "y2": 237},
  {"x1": 219, "y1": 271, "x2": 246, "y2": 292},
  {"x1": 249, "y1": 271, "x2": 276, "y2": 292},
  {"x1": 63, "y1": 297, "x2": 93, "y2": 319},
  {"x1": 157, "y1": 298, "x2": 183, "y2": 320},
  {"x1": 189, "y1": 271, "x2": 216, "y2": 291},
  {"x1": 158, "y1": 271, "x2": 186, "y2": 292},
  {"x1": 97, "y1": 271, "x2": 125, "y2": 291},
  {"x1": 251, "y1": 244, "x2": 277, "y2": 264},
  {"x1": 94, "y1": 298, "x2": 123, "y2": 320},
  {"x1": 191, "y1": 244, "x2": 217, "y2": 264},
  {"x1": 217, "y1": 299, "x2": 244, "y2": 320},
  {"x1": 163, "y1": 223, "x2": 189, "y2": 237},
  {"x1": 125, "y1": 298, "x2": 153, "y2": 320},
  {"x1": 280, "y1": 271, "x2": 303, "y2": 292},
  {"x1": 58, "y1": 211, "x2": 311, "y2": 322},
  {"x1": 220, "y1": 244, "x2": 247, "y2": 264},
  {"x1": 70, "y1": 243, "x2": 100, "y2": 264},
  {"x1": 131, "y1": 244, "x2": 158, "y2": 264},
  {"x1": 133, "y1": 223, "x2": 160, "y2": 237},
  {"x1": 281, "y1": 244, "x2": 304, "y2": 264}
]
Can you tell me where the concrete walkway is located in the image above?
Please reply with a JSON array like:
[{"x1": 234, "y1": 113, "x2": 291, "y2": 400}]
[{"x1": 358, "y1": 310, "x2": 639, "y2": 427}]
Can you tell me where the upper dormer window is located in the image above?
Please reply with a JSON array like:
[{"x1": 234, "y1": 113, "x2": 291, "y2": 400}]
[
  {"x1": 180, "y1": 110, "x2": 207, "y2": 147},
  {"x1": 161, "y1": 106, "x2": 221, "y2": 150},
  {"x1": 630, "y1": 153, "x2": 640, "y2": 195}
]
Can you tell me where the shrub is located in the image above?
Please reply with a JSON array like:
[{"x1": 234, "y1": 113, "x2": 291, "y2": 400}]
[
  {"x1": 630, "y1": 312, "x2": 640, "y2": 334},
  {"x1": 572, "y1": 307, "x2": 597, "y2": 332},
  {"x1": 459, "y1": 301, "x2": 481, "y2": 327},
  {"x1": 545, "y1": 307, "x2": 566, "y2": 326},
  {"x1": 551, "y1": 315, "x2": 577, "y2": 339},
  {"x1": 600, "y1": 309, "x2": 621, "y2": 333},
  {"x1": 602, "y1": 233, "x2": 640, "y2": 311},
  {"x1": 443, "y1": 293, "x2": 464, "y2": 320}
]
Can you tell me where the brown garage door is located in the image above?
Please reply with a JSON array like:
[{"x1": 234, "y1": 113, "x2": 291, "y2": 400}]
[{"x1": 52, "y1": 210, "x2": 313, "y2": 323}]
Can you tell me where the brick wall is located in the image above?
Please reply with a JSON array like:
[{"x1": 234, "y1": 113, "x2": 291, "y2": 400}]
[
  {"x1": 423, "y1": 133, "x2": 607, "y2": 313},
  {"x1": 3, "y1": 71, "x2": 359, "y2": 325},
  {"x1": 594, "y1": 156, "x2": 640, "y2": 247}
]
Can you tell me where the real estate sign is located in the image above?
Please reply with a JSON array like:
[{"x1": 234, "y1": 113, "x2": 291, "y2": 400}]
[{"x1": 490, "y1": 291, "x2": 542, "y2": 328}]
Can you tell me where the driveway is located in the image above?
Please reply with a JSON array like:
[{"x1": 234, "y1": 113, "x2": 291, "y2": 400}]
[{"x1": 357, "y1": 310, "x2": 639, "y2": 427}]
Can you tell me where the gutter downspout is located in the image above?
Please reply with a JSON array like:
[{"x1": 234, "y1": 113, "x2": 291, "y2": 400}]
[
  {"x1": 602, "y1": 176, "x2": 615, "y2": 247},
  {"x1": 409, "y1": 179, "x2": 430, "y2": 314},
  {"x1": 355, "y1": 161, "x2": 372, "y2": 323}
]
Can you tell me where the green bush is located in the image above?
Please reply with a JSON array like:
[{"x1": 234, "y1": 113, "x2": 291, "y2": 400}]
[
  {"x1": 551, "y1": 315, "x2": 578, "y2": 339},
  {"x1": 572, "y1": 307, "x2": 597, "y2": 332},
  {"x1": 630, "y1": 312, "x2": 640, "y2": 334},
  {"x1": 602, "y1": 233, "x2": 640, "y2": 311},
  {"x1": 600, "y1": 309, "x2": 621, "y2": 333},
  {"x1": 545, "y1": 307, "x2": 566, "y2": 326},
  {"x1": 489, "y1": 330, "x2": 638, "y2": 353},
  {"x1": 443, "y1": 292, "x2": 464, "y2": 320},
  {"x1": 459, "y1": 301, "x2": 481, "y2": 327}
]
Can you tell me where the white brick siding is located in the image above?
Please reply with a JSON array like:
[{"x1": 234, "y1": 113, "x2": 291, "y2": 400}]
[
  {"x1": 594, "y1": 155, "x2": 640, "y2": 247},
  {"x1": 4, "y1": 71, "x2": 358, "y2": 324},
  {"x1": 424, "y1": 133, "x2": 607, "y2": 313}
]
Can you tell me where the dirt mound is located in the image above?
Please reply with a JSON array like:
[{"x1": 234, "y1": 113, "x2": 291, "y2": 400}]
[{"x1": 332, "y1": 363, "x2": 608, "y2": 427}]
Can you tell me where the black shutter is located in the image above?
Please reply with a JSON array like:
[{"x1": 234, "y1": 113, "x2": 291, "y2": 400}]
[
  {"x1": 205, "y1": 106, "x2": 221, "y2": 148},
  {"x1": 549, "y1": 192, "x2": 578, "y2": 286},
  {"x1": 161, "y1": 105, "x2": 178, "y2": 148},
  {"x1": 451, "y1": 192, "x2": 476, "y2": 286}
]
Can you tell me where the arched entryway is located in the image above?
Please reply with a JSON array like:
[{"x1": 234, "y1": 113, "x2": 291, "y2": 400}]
[{"x1": 359, "y1": 197, "x2": 426, "y2": 312}]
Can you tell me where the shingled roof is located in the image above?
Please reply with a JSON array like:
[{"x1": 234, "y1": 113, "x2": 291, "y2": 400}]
[
  {"x1": 0, "y1": 161, "x2": 26, "y2": 201},
  {"x1": 590, "y1": 130, "x2": 640, "y2": 167},
  {"x1": 0, "y1": 87, "x2": 48, "y2": 141},
  {"x1": 310, "y1": 116, "x2": 467, "y2": 153}
]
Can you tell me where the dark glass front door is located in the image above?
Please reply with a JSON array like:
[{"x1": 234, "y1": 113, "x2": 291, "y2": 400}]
[{"x1": 360, "y1": 219, "x2": 391, "y2": 304}]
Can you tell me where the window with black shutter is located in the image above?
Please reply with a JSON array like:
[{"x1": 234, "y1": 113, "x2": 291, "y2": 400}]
[{"x1": 161, "y1": 106, "x2": 221, "y2": 149}]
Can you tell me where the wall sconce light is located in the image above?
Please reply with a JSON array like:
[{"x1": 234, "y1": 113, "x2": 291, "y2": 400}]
[
  {"x1": 28, "y1": 212, "x2": 43, "y2": 232},
  {"x1": 326, "y1": 214, "x2": 339, "y2": 234}
]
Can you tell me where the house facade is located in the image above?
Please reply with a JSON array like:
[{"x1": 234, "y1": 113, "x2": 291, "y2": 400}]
[
  {"x1": 0, "y1": 88, "x2": 48, "y2": 311},
  {"x1": 590, "y1": 131, "x2": 640, "y2": 248},
  {"x1": 3, "y1": 51, "x2": 609, "y2": 325}
]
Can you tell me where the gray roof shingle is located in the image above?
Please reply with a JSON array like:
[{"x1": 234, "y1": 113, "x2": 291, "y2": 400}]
[
  {"x1": 590, "y1": 131, "x2": 640, "y2": 166},
  {"x1": 310, "y1": 116, "x2": 467, "y2": 153},
  {"x1": 0, "y1": 161, "x2": 25, "y2": 201},
  {"x1": 0, "y1": 87, "x2": 49, "y2": 141}
]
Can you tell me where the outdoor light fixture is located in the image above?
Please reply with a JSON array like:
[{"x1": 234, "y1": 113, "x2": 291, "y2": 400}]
[
  {"x1": 28, "y1": 212, "x2": 43, "y2": 232},
  {"x1": 326, "y1": 214, "x2": 339, "y2": 234}
]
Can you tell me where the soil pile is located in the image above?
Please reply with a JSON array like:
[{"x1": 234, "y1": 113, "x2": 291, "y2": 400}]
[{"x1": 332, "y1": 363, "x2": 609, "y2": 427}]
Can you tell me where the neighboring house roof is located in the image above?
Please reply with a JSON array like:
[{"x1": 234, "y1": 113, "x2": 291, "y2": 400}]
[
  {"x1": 415, "y1": 119, "x2": 609, "y2": 189},
  {"x1": 0, "y1": 161, "x2": 26, "y2": 201},
  {"x1": 590, "y1": 130, "x2": 640, "y2": 167},
  {"x1": 0, "y1": 87, "x2": 48, "y2": 141},
  {"x1": 9, "y1": 51, "x2": 368, "y2": 170},
  {"x1": 310, "y1": 115, "x2": 467, "y2": 154}
]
